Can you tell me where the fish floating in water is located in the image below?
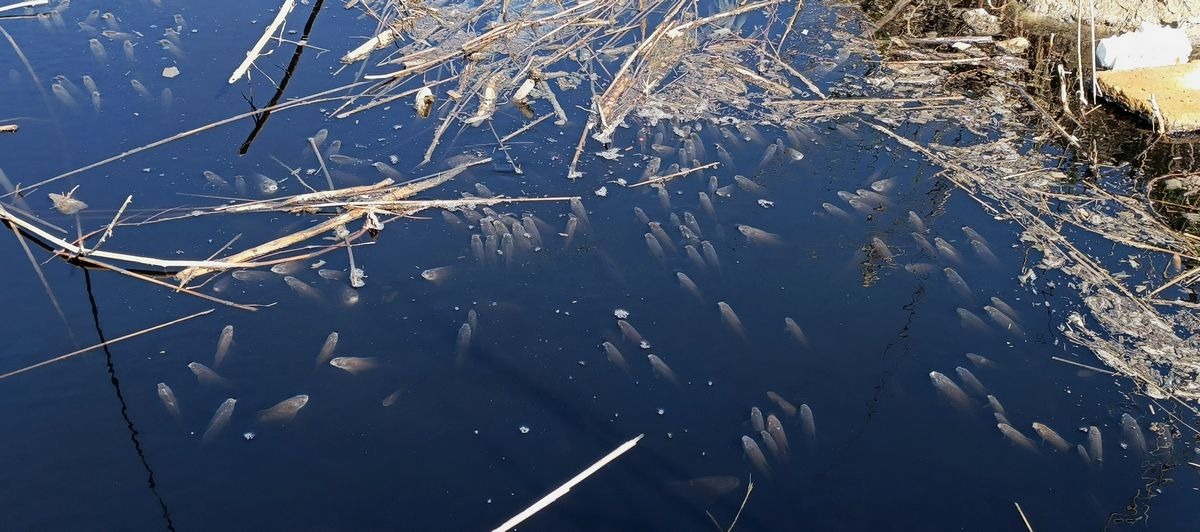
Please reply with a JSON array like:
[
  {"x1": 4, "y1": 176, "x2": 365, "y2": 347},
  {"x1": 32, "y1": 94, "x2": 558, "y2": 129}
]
[
  {"x1": 647, "y1": 354, "x2": 680, "y2": 387},
  {"x1": 1087, "y1": 426, "x2": 1103, "y2": 464},
  {"x1": 202, "y1": 398, "x2": 237, "y2": 443},
  {"x1": 929, "y1": 371, "x2": 971, "y2": 411},
  {"x1": 421, "y1": 266, "x2": 454, "y2": 284},
  {"x1": 717, "y1": 302, "x2": 746, "y2": 338},
  {"x1": 213, "y1": 325, "x2": 234, "y2": 368},
  {"x1": 315, "y1": 332, "x2": 339, "y2": 367},
  {"x1": 156, "y1": 383, "x2": 181, "y2": 420},
  {"x1": 766, "y1": 391, "x2": 797, "y2": 417},
  {"x1": 997, "y1": 422, "x2": 1039, "y2": 454},
  {"x1": 954, "y1": 366, "x2": 987, "y2": 397},
  {"x1": 1121, "y1": 413, "x2": 1147, "y2": 456},
  {"x1": 741, "y1": 435, "x2": 771, "y2": 480},
  {"x1": 602, "y1": 341, "x2": 630, "y2": 376},
  {"x1": 738, "y1": 224, "x2": 783, "y2": 246},
  {"x1": 750, "y1": 406, "x2": 765, "y2": 432},
  {"x1": 800, "y1": 403, "x2": 816, "y2": 444},
  {"x1": 258, "y1": 395, "x2": 309, "y2": 424},
  {"x1": 330, "y1": 356, "x2": 377, "y2": 374},
  {"x1": 188, "y1": 362, "x2": 231, "y2": 387},
  {"x1": 1032, "y1": 422, "x2": 1072, "y2": 452},
  {"x1": 455, "y1": 322, "x2": 472, "y2": 367}
]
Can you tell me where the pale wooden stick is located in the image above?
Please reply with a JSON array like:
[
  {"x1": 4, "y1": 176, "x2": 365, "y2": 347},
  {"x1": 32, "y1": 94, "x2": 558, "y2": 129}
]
[
  {"x1": 1014, "y1": 502, "x2": 1034, "y2": 532},
  {"x1": 491, "y1": 434, "x2": 643, "y2": 532},
  {"x1": 0, "y1": 0, "x2": 47, "y2": 15},
  {"x1": 229, "y1": 0, "x2": 300, "y2": 84},
  {"x1": 1051, "y1": 356, "x2": 1116, "y2": 376},
  {"x1": 725, "y1": 477, "x2": 754, "y2": 532},
  {"x1": 0, "y1": 309, "x2": 214, "y2": 381},
  {"x1": 630, "y1": 162, "x2": 719, "y2": 187},
  {"x1": 0, "y1": 124, "x2": 17, "y2": 133},
  {"x1": 89, "y1": 194, "x2": 132, "y2": 254}
]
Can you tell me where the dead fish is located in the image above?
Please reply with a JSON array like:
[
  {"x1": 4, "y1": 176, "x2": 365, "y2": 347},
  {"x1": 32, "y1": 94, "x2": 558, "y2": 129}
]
[
  {"x1": 717, "y1": 302, "x2": 746, "y2": 338},
  {"x1": 971, "y1": 239, "x2": 999, "y2": 265},
  {"x1": 455, "y1": 322, "x2": 472, "y2": 367},
  {"x1": 372, "y1": 161, "x2": 402, "y2": 180},
  {"x1": 89, "y1": 38, "x2": 107, "y2": 62},
  {"x1": 904, "y1": 262, "x2": 937, "y2": 276},
  {"x1": 965, "y1": 353, "x2": 996, "y2": 369},
  {"x1": 602, "y1": 341, "x2": 630, "y2": 375},
  {"x1": 569, "y1": 198, "x2": 590, "y2": 233},
  {"x1": 644, "y1": 233, "x2": 666, "y2": 263},
  {"x1": 188, "y1": 362, "x2": 231, "y2": 387},
  {"x1": 684, "y1": 245, "x2": 707, "y2": 272},
  {"x1": 159, "y1": 39, "x2": 184, "y2": 59},
  {"x1": 667, "y1": 476, "x2": 740, "y2": 505},
  {"x1": 961, "y1": 226, "x2": 988, "y2": 245},
  {"x1": 270, "y1": 261, "x2": 305, "y2": 275},
  {"x1": 1088, "y1": 426, "x2": 1103, "y2": 463},
  {"x1": 987, "y1": 395, "x2": 1006, "y2": 416},
  {"x1": 337, "y1": 285, "x2": 359, "y2": 306},
  {"x1": 647, "y1": 354, "x2": 680, "y2": 387},
  {"x1": 908, "y1": 211, "x2": 927, "y2": 233},
  {"x1": 330, "y1": 356, "x2": 377, "y2": 374},
  {"x1": 870, "y1": 177, "x2": 895, "y2": 193},
  {"x1": 1121, "y1": 413, "x2": 1147, "y2": 456},
  {"x1": 284, "y1": 276, "x2": 321, "y2": 300},
  {"x1": 382, "y1": 390, "x2": 401, "y2": 407},
  {"x1": 911, "y1": 232, "x2": 937, "y2": 257},
  {"x1": 562, "y1": 215, "x2": 578, "y2": 250},
  {"x1": 1077, "y1": 444, "x2": 1092, "y2": 465},
  {"x1": 48, "y1": 192, "x2": 87, "y2": 214},
  {"x1": 989, "y1": 297, "x2": 1020, "y2": 322},
  {"x1": 784, "y1": 317, "x2": 809, "y2": 348},
  {"x1": 656, "y1": 185, "x2": 671, "y2": 212},
  {"x1": 232, "y1": 269, "x2": 274, "y2": 282},
  {"x1": 130, "y1": 78, "x2": 151, "y2": 100},
  {"x1": 738, "y1": 224, "x2": 783, "y2": 246},
  {"x1": 997, "y1": 423, "x2": 1039, "y2": 453},
  {"x1": 258, "y1": 395, "x2": 309, "y2": 424},
  {"x1": 648, "y1": 222, "x2": 677, "y2": 253},
  {"x1": 733, "y1": 175, "x2": 768, "y2": 196},
  {"x1": 51, "y1": 82, "x2": 77, "y2": 108},
  {"x1": 821, "y1": 202, "x2": 851, "y2": 219},
  {"x1": 317, "y1": 268, "x2": 345, "y2": 280},
  {"x1": 767, "y1": 414, "x2": 790, "y2": 457},
  {"x1": 1032, "y1": 422, "x2": 1072, "y2": 452},
  {"x1": 750, "y1": 406, "x2": 765, "y2": 432},
  {"x1": 760, "y1": 430, "x2": 782, "y2": 462},
  {"x1": 676, "y1": 272, "x2": 703, "y2": 301},
  {"x1": 870, "y1": 237, "x2": 893, "y2": 262},
  {"x1": 929, "y1": 371, "x2": 972, "y2": 411},
  {"x1": 954, "y1": 366, "x2": 987, "y2": 397},
  {"x1": 799, "y1": 404, "x2": 816, "y2": 444},
  {"x1": 202, "y1": 398, "x2": 237, "y2": 443},
  {"x1": 234, "y1": 175, "x2": 247, "y2": 196},
  {"x1": 956, "y1": 307, "x2": 989, "y2": 333},
  {"x1": 421, "y1": 266, "x2": 454, "y2": 284},
  {"x1": 156, "y1": 383, "x2": 181, "y2": 419},
  {"x1": 202, "y1": 170, "x2": 229, "y2": 189},
  {"x1": 311, "y1": 332, "x2": 339, "y2": 368},
  {"x1": 698, "y1": 192, "x2": 716, "y2": 219},
  {"x1": 253, "y1": 174, "x2": 279, "y2": 195},
  {"x1": 90, "y1": 90, "x2": 101, "y2": 112},
  {"x1": 741, "y1": 435, "x2": 771, "y2": 479},
  {"x1": 983, "y1": 306, "x2": 1025, "y2": 337},
  {"x1": 213, "y1": 325, "x2": 234, "y2": 368},
  {"x1": 766, "y1": 391, "x2": 797, "y2": 417},
  {"x1": 933, "y1": 237, "x2": 961, "y2": 263},
  {"x1": 944, "y1": 267, "x2": 973, "y2": 301},
  {"x1": 701, "y1": 241, "x2": 721, "y2": 273},
  {"x1": 617, "y1": 320, "x2": 647, "y2": 348}
]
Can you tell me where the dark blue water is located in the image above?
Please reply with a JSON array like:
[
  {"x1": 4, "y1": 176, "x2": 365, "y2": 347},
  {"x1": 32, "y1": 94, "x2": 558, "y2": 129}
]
[{"x1": 1, "y1": 1, "x2": 1196, "y2": 530}]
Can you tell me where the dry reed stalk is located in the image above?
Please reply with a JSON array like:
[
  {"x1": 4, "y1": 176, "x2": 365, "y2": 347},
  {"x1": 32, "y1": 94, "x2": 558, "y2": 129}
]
[
  {"x1": 229, "y1": 0, "x2": 300, "y2": 84},
  {"x1": 631, "y1": 162, "x2": 720, "y2": 187},
  {"x1": 0, "y1": 0, "x2": 47, "y2": 13},
  {"x1": 0, "y1": 309, "x2": 214, "y2": 381},
  {"x1": 89, "y1": 195, "x2": 132, "y2": 254},
  {"x1": 7, "y1": 222, "x2": 75, "y2": 343},
  {"x1": 1014, "y1": 502, "x2": 1034, "y2": 532},
  {"x1": 491, "y1": 434, "x2": 643, "y2": 532},
  {"x1": 0, "y1": 124, "x2": 17, "y2": 133}
]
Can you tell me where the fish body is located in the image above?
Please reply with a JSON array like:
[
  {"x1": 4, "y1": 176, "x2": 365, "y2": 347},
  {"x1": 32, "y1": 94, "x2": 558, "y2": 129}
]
[
  {"x1": 202, "y1": 170, "x2": 229, "y2": 189},
  {"x1": 1032, "y1": 422, "x2": 1072, "y2": 452},
  {"x1": 315, "y1": 332, "x2": 339, "y2": 367},
  {"x1": 957, "y1": 307, "x2": 990, "y2": 333},
  {"x1": 202, "y1": 398, "x2": 237, "y2": 443},
  {"x1": 270, "y1": 261, "x2": 305, "y2": 276},
  {"x1": 934, "y1": 237, "x2": 961, "y2": 262},
  {"x1": 338, "y1": 286, "x2": 359, "y2": 306},
  {"x1": 799, "y1": 404, "x2": 816, "y2": 443},
  {"x1": 760, "y1": 430, "x2": 782, "y2": 462},
  {"x1": 738, "y1": 224, "x2": 783, "y2": 246},
  {"x1": 930, "y1": 371, "x2": 972, "y2": 411},
  {"x1": 997, "y1": 423, "x2": 1039, "y2": 453},
  {"x1": 908, "y1": 211, "x2": 927, "y2": 233},
  {"x1": 455, "y1": 323, "x2": 472, "y2": 367},
  {"x1": 188, "y1": 362, "x2": 231, "y2": 387},
  {"x1": 701, "y1": 241, "x2": 721, "y2": 273},
  {"x1": 717, "y1": 302, "x2": 746, "y2": 338},
  {"x1": 767, "y1": 415, "x2": 790, "y2": 457},
  {"x1": 602, "y1": 341, "x2": 630, "y2": 375},
  {"x1": 633, "y1": 207, "x2": 650, "y2": 225},
  {"x1": 944, "y1": 267, "x2": 973, "y2": 301},
  {"x1": 89, "y1": 38, "x2": 107, "y2": 62},
  {"x1": 130, "y1": 78, "x2": 151, "y2": 100},
  {"x1": 231, "y1": 269, "x2": 274, "y2": 282},
  {"x1": 373, "y1": 161, "x2": 402, "y2": 179},
  {"x1": 684, "y1": 245, "x2": 707, "y2": 272},
  {"x1": 648, "y1": 222, "x2": 676, "y2": 253},
  {"x1": 983, "y1": 306, "x2": 1025, "y2": 337},
  {"x1": 213, "y1": 325, "x2": 234, "y2": 367},
  {"x1": 986, "y1": 395, "x2": 1006, "y2": 416},
  {"x1": 52, "y1": 82, "x2": 77, "y2": 108},
  {"x1": 1121, "y1": 413, "x2": 1147, "y2": 455},
  {"x1": 569, "y1": 198, "x2": 590, "y2": 233},
  {"x1": 741, "y1": 436, "x2": 771, "y2": 479},
  {"x1": 911, "y1": 232, "x2": 936, "y2": 257},
  {"x1": 822, "y1": 202, "x2": 851, "y2": 219},
  {"x1": 1088, "y1": 426, "x2": 1103, "y2": 463},
  {"x1": 422, "y1": 266, "x2": 454, "y2": 284},
  {"x1": 676, "y1": 272, "x2": 703, "y2": 301},
  {"x1": 698, "y1": 192, "x2": 716, "y2": 219},
  {"x1": 330, "y1": 356, "x2": 377, "y2": 374},
  {"x1": 617, "y1": 320, "x2": 646, "y2": 347},
  {"x1": 965, "y1": 352, "x2": 996, "y2": 368},
  {"x1": 766, "y1": 391, "x2": 797, "y2": 416},
  {"x1": 784, "y1": 318, "x2": 809, "y2": 348},
  {"x1": 971, "y1": 239, "x2": 999, "y2": 265},
  {"x1": 561, "y1": 215, "x2": 577, "y2": 250},
  {"x1": 870, "y1": 237, "x2": 893, "y2": 262},
  {"x1": 284, "y1": 276, "x2": 321, "y2": 300},
  {"x1": 156, "y1": 383, "x2": 181, "y2": 419},
  {"x1": 989, "y1": 297, "x2": 1020, "y2": 322},
  {"x1": 258, "y1": 395, "x2": 309, "y2": 423},
  {"x1": 954, "y1": 366, "x2": 987, "y2": 397},
  {"x1": 647, "y1": 354, "x2": 680, "y2": 386},
  {"x1": 644, "y1": 233, "x2": 666, "y2": 264},
  {"x1": 750, "y1": 407, "x2": 765, "y2": 432},
  {"x1": 733, "y1": 175, "x2": 767, "y2": 196},
  {"x1": 254, "y1": 174, "x2": 279, "y2": 195},
  {"x1": 667, "y1": 476, "x2": 740, "y2": 505}
]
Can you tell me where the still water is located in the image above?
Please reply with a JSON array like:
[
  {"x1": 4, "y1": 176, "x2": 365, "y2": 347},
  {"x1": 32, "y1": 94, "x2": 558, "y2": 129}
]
[{"x1": 0, "y1": 0, "x2": 1196, "y2": 530}]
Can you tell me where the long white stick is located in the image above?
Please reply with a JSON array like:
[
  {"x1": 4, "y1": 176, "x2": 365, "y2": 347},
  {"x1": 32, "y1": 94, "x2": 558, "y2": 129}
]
[
  {"x1": 492, "y1": 434, "x2": 644, "y2": 532},
  {"x1": 228, "y1": 0, "x2": 299, "y2": 84},
  {"x1": 0, "y1": 0, "x2": 48, "y2": 14}
]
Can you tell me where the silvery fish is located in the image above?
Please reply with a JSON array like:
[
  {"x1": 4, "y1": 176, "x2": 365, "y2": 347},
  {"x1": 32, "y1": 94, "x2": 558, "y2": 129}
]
[
  {"x1": 971, "y1": 239, "x2": 999, "y2": 265},
  {"x1": 188, "y1": 362, "x2": 231, "y2": 387},
  {"x1": 645, "y1": 233, "x2": 666, "y2": 264},
  {"x1": 717, "y1": 302, "x2": 746, "y2": 338},
  {"x1": 733, "y1": 175, "x2": 768, "y2": 196},
  {"x1": 698, "y1": 192, "x2": 716, "y2": 219},
  {"x1": 270, "y1": 261, "x2": 305, "y2": 275},
  {"x1": 254, "y1": 174, "x2": 279, "y2": 195},
  {"x1": 738, "y1": 224, "x2": 783, "y2": 246},
  {"x1": 327, "y1": 154, "x2": 364, "y2": 165},
  {"x1": 318, "y1": 268, "x2": 346, "y2": 281},
  {"x1": 767, "y1": 414, "x2": 790, "y2": 457},
  {"x1": 741, "y1": 435, "x2": 771, "y2": 479},
  {"x1": 602, "y1": 341, "x2": 630, "y2": 375},
  {"x1": 983, "y1": 306, "x2": 1025, "y2": 337},
  {"x1": 957, "y1": 307, "x2": 989, "y2": 333},
  {"x1": 944, "y1": 267, "x2": 973, "y2": 302},
  {"x1": 760, "y1": 430, "x2": 782, "y2": 462},
  {"x1": 676, "y1": 272, "x2": 703, "y2": 301},
  {"x1": 156, "y1": 383, "x2": 181, "y2": 420},
  {"x1": 258, "y1": 395, "x2": 309, "y2": 424},
  {"x1": 455, "y1": 322, "x2": 472, "y2": 367},
  {"x1": 315, "y1": 332, "x2": 339, "y2": 367},
  {"x1": 989, "y1": 297, "x2": 1020, "y2": 322},
  {"x1": 855, "y1": 189, "x2": 889, "y2": 207},
  {"x1": 911, "y1": 232, "x2": 937, "y2": 257},
  {"x1": 232, "y1": 269, "x2": 274, "y2": 282},
  {"x1": 997, "y1": 423, "x2": 1039, "y2": 453},
  {"x1": 1088, "y1": 426, "x2": 1103, "y2": 464},
  {"x1": 284, "y1": 276, "x2": 321, "y2": 300},
  {"x1": 647, "y1": 354, "x2": 680, "y2": 387},
  {"x1": 202, "y1": 398, "x2": 237, "y2": 443},
  {"x1": 800, "y1": 404, "x2": 816, "y2": 444},
  {"x1": 89, "y1": 38, "x2": 107, "y2": 62},
  {"x1": 965, "y1": 352, "x2": 996, "y2": 368},
  {"x1": 213, "y1": 325, "x2": 234, "y2": 368},
  {"x1": 870, "y1": 177, "x2": 895, "y2": 193},
  {"x1": 930, "y1": 371, "x2": 972, "y2": 411},
  {"x1": 1121, "y1": 413, "x2": 1147, "y2": 456},
  {"x1": 701, "y1": 241, "x2": 721, "y2": 273},
  {"x1": 373, "y1": 161, "x2": 402, "y2": 180},
  {"x1": 51, "y1": 82, "x2": 77, "y2": 108},
  {"x1": 784, "y1": 317, "x2": 809, "y2": 348},
  {"x1": 767, "y1": 391, "x2": 797, "y2": 417},
  {"x1": 907, "y1": 211, "x2": 926, "y2": 233},
  {"x1": 202, "y1": 170, "x2": 229, "y2": 189},
  {"x1": 656, "y1": 185, "x2": 671, "y2": 212},
  {"x1": 617, "y1": 320, "x2": 647, "y2": 348},
  {"x1": 870, "y1": 237, "x2": 893, "y2": 262},
  {"x1": 421, "y1": 266, "x2": 454, "y2": 284},
  {"x1": 633, "y1": 206, "x2": 650, "y2": 225},
  {"x1": 330, "y1": 356, "x2": 377, "y2": 374},
  {"x1": 961, "y1": 226, "x2": 988, "y2": 245},
  {"x1": 1032, "y1": 422, "x2": 1072, "y2": 452},
  {"x1": 954, "y1": 366, "x2": 987, "y2": 397},
  {"x1": 715, "y1": 143, "x2": 734, "y2": 168},
  {"x1": 821, "y1": 202, "x2": 851, "y2": 219},
  {"x1": 750, "y1": 406, "x2": 765, "y2": 432},
  {"x1": 684, "y1": 245, "x2": 707, "y2": 272},
  {"x1": 986, "y1": 395, "x2": 1006, "y2": 416},
  {"x1": 648, "y1": 222, "x2": 676, "y2": 253},
  {"x1": 130, "y1": 78, "x2": 151, "y2": 100},
  {"x1": 934, "y1": 237, "x2": 961, "y2": 262}
]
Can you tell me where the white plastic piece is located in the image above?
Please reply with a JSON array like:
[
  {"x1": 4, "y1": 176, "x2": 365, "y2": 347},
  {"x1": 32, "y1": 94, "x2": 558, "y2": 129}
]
[{"x1": 1096, "y1": 23, "x2": 1191, "y2": 71}]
